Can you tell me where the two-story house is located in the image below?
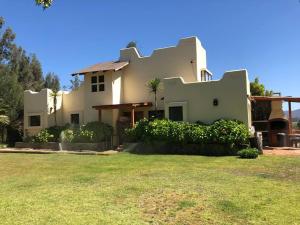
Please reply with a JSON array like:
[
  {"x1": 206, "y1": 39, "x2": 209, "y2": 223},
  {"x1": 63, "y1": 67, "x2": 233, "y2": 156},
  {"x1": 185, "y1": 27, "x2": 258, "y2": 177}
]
[{"x1": 24, "y1": 37, "x2": 251, "y2": 143}]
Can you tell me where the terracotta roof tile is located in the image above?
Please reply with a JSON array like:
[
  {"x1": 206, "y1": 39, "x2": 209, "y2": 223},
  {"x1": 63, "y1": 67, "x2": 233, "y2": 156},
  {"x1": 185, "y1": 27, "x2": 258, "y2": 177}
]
[{"x1": 72, "y1": 61, "x2": 129, "y2": 75}]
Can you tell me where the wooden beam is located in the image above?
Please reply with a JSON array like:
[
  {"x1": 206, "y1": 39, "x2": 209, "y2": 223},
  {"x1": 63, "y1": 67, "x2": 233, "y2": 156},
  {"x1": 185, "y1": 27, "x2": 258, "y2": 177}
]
[
  {"x1": 131, "y1": 108, "x2": 135, "y2": 128},
  {"x1": 98, "y1": 110, "x2": 102, "y2": 122},
  {"x1": 92, "y1": 102, "x2": 152, "y2": 110},
  {"x1": 251, "y1": 96, "x2": 300, "y2": 102},
  {"x1": 288, "y1": 101, "x2": 292, "y2": 135}
]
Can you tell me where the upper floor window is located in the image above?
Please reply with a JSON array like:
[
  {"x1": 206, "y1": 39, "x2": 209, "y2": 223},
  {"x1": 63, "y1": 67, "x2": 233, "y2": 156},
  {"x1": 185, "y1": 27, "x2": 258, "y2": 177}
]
[{"x1": 91, "y1": 75, "x2": 105, "y2": 92}]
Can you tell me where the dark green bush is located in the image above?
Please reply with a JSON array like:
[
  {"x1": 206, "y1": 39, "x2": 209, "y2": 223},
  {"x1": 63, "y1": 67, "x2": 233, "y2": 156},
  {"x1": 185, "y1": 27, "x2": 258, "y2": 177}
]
[
  {"x1": 83, "y1": 121, "x2": 113, "y2": 142},
  {"x1": 237, "y1": 148, "x2": 259, "y2": 159},
  {"x1": 45, "y1": 126, "x2": 67, "y2": 142},
  {"x1": 125, "y1": 119, "x2": 250, "y2": 155}
]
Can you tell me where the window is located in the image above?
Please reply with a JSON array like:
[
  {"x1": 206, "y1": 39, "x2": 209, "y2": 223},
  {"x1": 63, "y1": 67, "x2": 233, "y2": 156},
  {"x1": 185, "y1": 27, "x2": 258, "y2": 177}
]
[
  {"x1": 70, "y1": 114, "x2": 80, "y2": 125},
  {"x1": 148, "y1": 110, "x2": 165, "y2": 121},
  {"x1": 29, "y1": 115, "x2": 41, "y2": 127},
  {"x1": 169, "y1": 106, "x2": 183, "y2": 121},
  {"x1": 91, "y1": 75, "x2": 105, "y2": 92}
]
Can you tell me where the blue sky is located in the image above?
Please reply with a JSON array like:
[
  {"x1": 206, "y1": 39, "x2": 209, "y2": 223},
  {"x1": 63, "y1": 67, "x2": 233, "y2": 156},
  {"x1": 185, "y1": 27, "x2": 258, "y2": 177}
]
[{"x1": 1, "y1": 0, "x2": 300, "y2": 103}]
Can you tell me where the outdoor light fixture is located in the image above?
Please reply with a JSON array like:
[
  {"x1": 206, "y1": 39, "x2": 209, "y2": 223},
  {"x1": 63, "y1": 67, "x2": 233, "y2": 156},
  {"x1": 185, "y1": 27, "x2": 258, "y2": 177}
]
[{"x1": 213, "y1": 98, "x2": 219, "y2": 106}]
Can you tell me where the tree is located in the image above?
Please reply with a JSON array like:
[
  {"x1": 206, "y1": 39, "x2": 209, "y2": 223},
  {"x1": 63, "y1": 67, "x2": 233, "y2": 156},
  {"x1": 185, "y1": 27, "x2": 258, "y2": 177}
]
[
  {"x1": 35, "y1": 0, "x2": 53, "y2": 8},
  {"x1": 0, "y1": 115, "x2": 9, "y2": 143},
  {"x1": 126, "y1": 41, "x2": 137, "y2": 48},
  {"x1": 69, "y1": 74, "x2": 82, "y2": 90},
  {"x1": 147, "y1": 78, "x2": 161, "y2": 118},
  {"x1": 44, "y1": 73, "x2": 60, "y2": 126},
  {"x1": 44, "y1": 72, "x2": 60, "y2": 91},
  {"x1": 0, "y1": 17, "x2": 16, "y2": 63},
  {"x1": 250, "y1": 77, "x2": 273, "y2": 96},
  {"x1": 297, "y1": 120, "x2": 300, "y2": 129}
]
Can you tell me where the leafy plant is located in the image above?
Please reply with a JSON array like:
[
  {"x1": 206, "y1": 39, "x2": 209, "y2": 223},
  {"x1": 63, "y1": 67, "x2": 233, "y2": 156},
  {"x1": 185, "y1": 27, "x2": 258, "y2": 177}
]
[
  {"x1": 147, "y1": 78, "x2": 161, "y2": 118},
  {"x1": 237, "y1": 148, "x2": 259, "y2": 159},
  {"x1": 32, "y1": 129, "x2": 54, "y2": 143}
]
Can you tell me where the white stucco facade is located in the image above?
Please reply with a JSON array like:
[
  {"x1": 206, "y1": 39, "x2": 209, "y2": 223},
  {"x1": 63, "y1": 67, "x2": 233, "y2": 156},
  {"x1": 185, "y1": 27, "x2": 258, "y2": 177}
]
[{"x1": 23, "y1": 36, "x2": 252, "y2": 138}]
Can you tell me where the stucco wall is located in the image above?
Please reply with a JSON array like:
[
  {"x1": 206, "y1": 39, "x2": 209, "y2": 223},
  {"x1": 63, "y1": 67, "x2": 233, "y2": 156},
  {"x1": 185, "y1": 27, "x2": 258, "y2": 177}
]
[
  {"x1": 164, "y1": 70, "x2": 252, "y2": 127},
  {"x1": 24, "y1": 89, "x2": 64, "y2": 136},
  {"x1": 119, "y1": 37, "x2": 207, "y2": 110},
  {"x1": 62, "y1": 85, "x2": 85, "y2": 125}
]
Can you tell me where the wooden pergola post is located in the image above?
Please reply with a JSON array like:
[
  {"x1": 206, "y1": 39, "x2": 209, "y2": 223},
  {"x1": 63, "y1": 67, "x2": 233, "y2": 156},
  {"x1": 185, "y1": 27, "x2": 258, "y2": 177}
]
[
  {"x1": 98, "y1": 110, "x2": 102, "y2": 122},
  {"x1": 288, "y1": 101, "x2": 292, "y2": 135},
  {"x1": 131, "y1": 107, "x2": 135, "y2": 128}
]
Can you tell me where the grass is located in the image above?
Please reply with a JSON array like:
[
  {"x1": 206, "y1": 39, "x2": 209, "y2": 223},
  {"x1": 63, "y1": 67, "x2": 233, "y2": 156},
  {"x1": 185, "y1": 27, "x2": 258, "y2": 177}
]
[{"x1": 0, "y1": 153, "x2": 299, "y2": 225}]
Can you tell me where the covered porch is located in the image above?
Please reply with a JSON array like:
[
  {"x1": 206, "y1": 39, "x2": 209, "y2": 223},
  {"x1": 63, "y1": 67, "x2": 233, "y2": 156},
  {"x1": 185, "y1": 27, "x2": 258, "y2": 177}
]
[
  {"x1": 92, "y1": 102, "x2": 153, "y2": 127},
  {"x1": 250, "y1": 96, "x2": 300, "y2": 148}
]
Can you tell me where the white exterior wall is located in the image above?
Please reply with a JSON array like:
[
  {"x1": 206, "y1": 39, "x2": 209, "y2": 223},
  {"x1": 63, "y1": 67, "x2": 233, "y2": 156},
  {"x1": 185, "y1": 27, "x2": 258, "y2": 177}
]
[
  {"x1": 164, "y1": 70, "x2": 252, "y2": 127},
  {"x1": 24, "y1": 89, "x2": 63, "y2": 136},
  {"x1": 120, "y1": 37, "x2": 207, "y2": 110},
  {"x1": 62, "y1": 85, "x2": 85, "y2": 125}
]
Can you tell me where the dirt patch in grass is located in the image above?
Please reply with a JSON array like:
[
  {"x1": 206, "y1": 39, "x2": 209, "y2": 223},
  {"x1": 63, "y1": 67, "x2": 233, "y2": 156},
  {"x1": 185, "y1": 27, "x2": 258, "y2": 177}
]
[{"x1": 139, "y1": 190, "x2": 206, "y2": 225}]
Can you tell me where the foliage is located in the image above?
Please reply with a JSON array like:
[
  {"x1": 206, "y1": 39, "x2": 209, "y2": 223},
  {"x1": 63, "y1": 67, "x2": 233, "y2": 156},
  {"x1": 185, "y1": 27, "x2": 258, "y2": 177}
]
[
  {"x1": 237, "y1": 148, "x2": 259, "y2": 159},
  {"x1": 147, "y1": 78, "x2": 161, "y2": 116},
  {"x1": 83, "y1": 121, "x2": 113, "y2": 142},
  {"x1": 126, "y1": 41, "x2": 137, "y2": 48},
  {"x1": 32, "y1": 129, "x2": 54, "y2": 143},
  {"x1": 250, "y1": 77, "x2": 273, "y2": 96},
  {"x1": 35, "y1": 0, "x2": 53, "y2": 8},
  {"x1": 297, "y1": 120, "x2": 300, "y2": 129},
  {"x1": 69, "y1": 74, "x2": 82, "y2": 90},
  {"x1": 45, "y1": 126, "x2": 66, "y2": 142},
  {"x1": 125, "y1": 119, "x2": 250, "y2": 154},
  {"x1": 44, "y1": 72, "x2": 60, "y2": 91},
  {"x1": 0, "y1": 115, "x2": 9, "y2": 126}
]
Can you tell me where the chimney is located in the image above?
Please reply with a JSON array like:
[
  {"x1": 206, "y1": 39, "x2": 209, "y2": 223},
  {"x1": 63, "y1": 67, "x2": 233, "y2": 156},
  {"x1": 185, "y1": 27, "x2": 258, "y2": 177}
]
[{"x1": 269, "y1": 100, "x2": 287, "y2": 120}]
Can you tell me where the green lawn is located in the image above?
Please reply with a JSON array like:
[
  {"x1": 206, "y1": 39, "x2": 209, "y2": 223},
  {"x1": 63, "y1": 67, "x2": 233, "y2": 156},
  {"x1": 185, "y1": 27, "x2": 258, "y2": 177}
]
[{"x1": 0, "y1": 153, "x2": 299, "y2": 225}]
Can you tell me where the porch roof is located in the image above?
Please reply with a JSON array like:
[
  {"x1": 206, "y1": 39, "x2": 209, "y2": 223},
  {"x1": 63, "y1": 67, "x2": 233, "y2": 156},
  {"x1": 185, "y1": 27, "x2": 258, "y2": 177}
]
[
  {"x1": 92, "y1": 102, "x2": 153, "y2": 110},
  {"x1": 72, "y1": 61, "x2": 129, "y2": 76},
  {"x1": 250, "y1": 96, "x2": 300, "y2": 102}
]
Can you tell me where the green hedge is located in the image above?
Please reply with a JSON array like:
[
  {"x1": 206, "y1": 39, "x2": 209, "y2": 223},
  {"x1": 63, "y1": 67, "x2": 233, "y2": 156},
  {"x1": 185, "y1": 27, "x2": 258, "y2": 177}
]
[
  {"x1": 125, "y1": 119, "x2": 250, "y2": 155},
  {"x1": 237, "y1": 148, "x2": 259, "y2": 159}
]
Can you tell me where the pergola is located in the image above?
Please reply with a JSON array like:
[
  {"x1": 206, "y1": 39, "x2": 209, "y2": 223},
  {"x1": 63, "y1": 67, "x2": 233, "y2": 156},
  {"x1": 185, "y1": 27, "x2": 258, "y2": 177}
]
[
  {"x1": 92, "y1": 102, "x2": 153, "y2": 127},
  {"x1": 250, "y1": 96, "x2": 300, "y2": 144}
]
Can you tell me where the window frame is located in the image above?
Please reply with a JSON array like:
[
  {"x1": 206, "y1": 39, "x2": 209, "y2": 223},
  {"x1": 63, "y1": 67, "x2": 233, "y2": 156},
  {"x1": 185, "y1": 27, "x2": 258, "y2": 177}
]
[
  {"x1": 91, "y1": 74, "x2": 105, "y2": 92},
  {"x1": 165, "y1": 102, "x2": 188, "y2": 122},
  {"x1": 28, "y1": 114, "x2": 42, "y2": 128}
]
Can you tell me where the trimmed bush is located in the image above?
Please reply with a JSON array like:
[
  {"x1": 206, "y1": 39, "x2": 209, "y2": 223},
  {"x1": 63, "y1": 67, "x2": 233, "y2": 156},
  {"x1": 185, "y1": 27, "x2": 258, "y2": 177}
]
[{"x1": 237, "y1": 148, "x2": 259, "y2": 159}]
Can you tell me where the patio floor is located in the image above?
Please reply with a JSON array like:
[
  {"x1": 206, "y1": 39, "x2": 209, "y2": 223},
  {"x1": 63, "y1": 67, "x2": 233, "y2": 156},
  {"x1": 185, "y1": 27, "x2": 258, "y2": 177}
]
[{"x1": 263, "y1": 147, "x2": 300, "y2": 156}]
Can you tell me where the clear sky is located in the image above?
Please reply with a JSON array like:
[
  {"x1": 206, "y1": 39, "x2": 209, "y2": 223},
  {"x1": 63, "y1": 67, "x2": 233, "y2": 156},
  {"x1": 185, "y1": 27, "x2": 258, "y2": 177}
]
[{"x1": 1, "y1": 0, "x2": 300, "y2": 102}]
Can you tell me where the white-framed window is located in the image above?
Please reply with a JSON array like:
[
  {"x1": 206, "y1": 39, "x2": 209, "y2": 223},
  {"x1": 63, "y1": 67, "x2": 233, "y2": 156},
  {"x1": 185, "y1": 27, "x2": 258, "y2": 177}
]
[
  {"x1": 28, "y1": 115, "x2": 41, "y2": 127},
  {"x1": 91, "y1": 74, "x2": 105, "y2": 92},
  {"x1": 165, "y1": 102, "x2": 188, "y2": 122}
]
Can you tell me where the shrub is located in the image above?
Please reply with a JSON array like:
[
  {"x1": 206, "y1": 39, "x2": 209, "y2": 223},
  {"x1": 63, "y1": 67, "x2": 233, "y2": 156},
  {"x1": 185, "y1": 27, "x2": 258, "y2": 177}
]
[
  {"x1": 237, "y1": 148, "x2": 259, "y2": 159},
  {"x1": 209, "y1": 119, "x2": 250, "y2": 149},
  {"x1": 61, "y1": 129, "x2": 75, "y2": 143},
  {"x1": 45, "y1": 126, "x2": 67, "y2": 142},
  {"x1": 32, "y1": 130, "x2": 54, "y2": 143},
  {"x1": 83, "y1": 122, "x2": 113, "y2": 142},
  {"x1": 125, "y1": 119, "x2": 251, "y2": 155}
]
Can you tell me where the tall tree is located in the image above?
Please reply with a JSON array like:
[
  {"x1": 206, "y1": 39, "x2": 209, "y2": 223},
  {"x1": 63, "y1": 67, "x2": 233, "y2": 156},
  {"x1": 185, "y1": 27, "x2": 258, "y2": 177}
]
[
  {"x1": 0, "y1": 17, "x2": 16, "y2": 63},
  {"x1": 35, "y1": 0, "x2": 53, "y2": 8},
  {"x1": 44, "y1": 72, "x2": 60, "y2": 91},
  {"x1": 147, "y1": 78, "x2": 161, "y2": 117},
  {"x1": 69, "y1": 74, "x2": 82, "y2": 90},
  {"x1": 44, "y1": 72, "x2": 61, "y2": 126},
  {"x1": 250, "y1": 77, "x2": 273, "y2": 96},
  {"x1": 30, "y1": 54, "x2": 44, "y2": 91}
]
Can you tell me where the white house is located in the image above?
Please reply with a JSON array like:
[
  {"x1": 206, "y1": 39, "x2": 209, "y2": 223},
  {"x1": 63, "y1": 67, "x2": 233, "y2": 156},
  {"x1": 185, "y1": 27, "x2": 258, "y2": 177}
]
[{"x1": 24, "y1": 37, "x2": 252, "y2": 143}]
